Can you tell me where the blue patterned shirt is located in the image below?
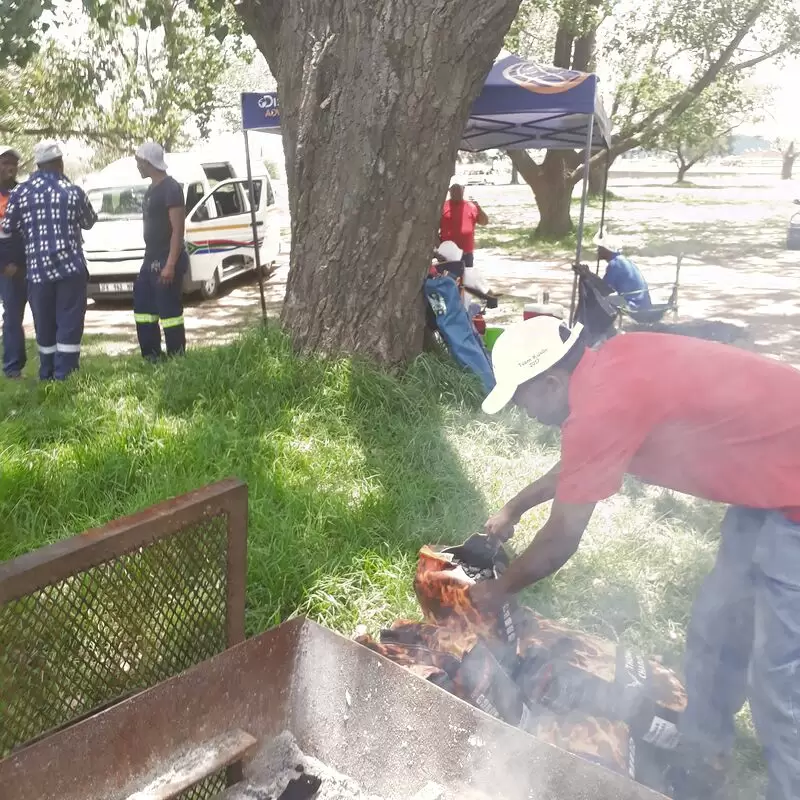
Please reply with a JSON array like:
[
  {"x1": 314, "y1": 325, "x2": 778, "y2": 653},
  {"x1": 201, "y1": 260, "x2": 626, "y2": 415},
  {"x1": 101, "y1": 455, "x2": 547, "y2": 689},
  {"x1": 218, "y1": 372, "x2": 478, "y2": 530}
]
[{"x1": 1, "y1": 170, "x2": 97, "y2": 283}]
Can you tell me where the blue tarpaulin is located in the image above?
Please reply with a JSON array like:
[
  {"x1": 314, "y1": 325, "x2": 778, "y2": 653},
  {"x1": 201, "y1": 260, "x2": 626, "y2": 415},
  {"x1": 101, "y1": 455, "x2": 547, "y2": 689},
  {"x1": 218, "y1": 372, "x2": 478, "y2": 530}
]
[{"x1": 462, "y1": 53, "x2": 610, "y2": 152}]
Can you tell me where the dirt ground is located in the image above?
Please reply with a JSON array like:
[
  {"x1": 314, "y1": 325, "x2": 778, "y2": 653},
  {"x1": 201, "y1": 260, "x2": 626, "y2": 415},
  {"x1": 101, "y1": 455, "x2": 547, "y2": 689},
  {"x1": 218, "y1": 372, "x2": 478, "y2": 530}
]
[
  {"x1": 14, "y1": 172, "x2": 800, "y2": 366},
  {"x1": 476, "y1": 174, "x2": 800, "y2": 367}
]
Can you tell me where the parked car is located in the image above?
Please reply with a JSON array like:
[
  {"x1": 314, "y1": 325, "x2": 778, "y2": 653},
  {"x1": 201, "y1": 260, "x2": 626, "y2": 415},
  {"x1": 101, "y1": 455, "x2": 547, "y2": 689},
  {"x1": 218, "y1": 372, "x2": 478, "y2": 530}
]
[{"x1": 82, "y1": 153, "x2": 281, "y2": 300}]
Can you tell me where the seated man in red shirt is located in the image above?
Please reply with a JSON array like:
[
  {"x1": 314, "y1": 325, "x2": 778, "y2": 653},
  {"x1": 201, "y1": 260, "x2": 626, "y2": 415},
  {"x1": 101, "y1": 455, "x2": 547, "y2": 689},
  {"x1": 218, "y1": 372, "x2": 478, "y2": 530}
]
[
  {"x1": 439, "y1": 183, "x2": 488, "y2": 269},
  {"x1": 475, "y1": 317, "x2": 800, "y2": 800}
]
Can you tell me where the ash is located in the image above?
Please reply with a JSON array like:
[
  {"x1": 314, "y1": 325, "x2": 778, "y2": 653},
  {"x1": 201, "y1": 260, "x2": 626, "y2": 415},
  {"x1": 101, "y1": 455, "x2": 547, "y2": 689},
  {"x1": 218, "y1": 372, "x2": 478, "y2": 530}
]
[{"x1": 223, "y1": 731, "x2": 388, "y2": 800}]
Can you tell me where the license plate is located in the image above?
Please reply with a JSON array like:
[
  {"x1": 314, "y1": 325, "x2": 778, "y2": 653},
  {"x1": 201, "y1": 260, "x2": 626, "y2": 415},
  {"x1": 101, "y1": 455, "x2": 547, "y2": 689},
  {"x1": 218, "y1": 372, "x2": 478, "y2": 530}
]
[{"x1": 98, "y1": 282, "x2": 134, "y2": 293}]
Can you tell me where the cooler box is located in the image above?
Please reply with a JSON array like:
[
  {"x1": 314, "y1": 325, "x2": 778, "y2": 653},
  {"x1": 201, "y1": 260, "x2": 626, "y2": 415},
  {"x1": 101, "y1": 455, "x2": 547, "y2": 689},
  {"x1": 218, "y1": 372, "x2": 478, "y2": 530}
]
[{"x1": 524, "y1": 302, "x2": 565, "y2": 321}]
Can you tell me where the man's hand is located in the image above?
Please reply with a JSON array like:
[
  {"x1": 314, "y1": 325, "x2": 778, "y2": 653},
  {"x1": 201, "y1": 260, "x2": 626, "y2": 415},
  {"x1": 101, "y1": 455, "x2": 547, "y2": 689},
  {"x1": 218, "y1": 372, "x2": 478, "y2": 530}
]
[
  {"x1": 159, "y1": 264, "x2": 176, "y2": 285},
  {"x1": 483, "y1": 508, "x2": 518, "y2": 542},
  {"x1": 2, "y1": 263, "x2": 18, "y2": 278},
  {"x1": 468, "y1": 578, "x2": 509, "y2": 614}
]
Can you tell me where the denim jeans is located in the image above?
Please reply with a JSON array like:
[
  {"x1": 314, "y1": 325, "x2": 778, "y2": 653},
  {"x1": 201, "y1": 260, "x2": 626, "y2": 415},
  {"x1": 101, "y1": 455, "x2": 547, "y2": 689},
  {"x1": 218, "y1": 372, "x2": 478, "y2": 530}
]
[{"x1": 680, "y1": 506, "x2": 800, "y2": 800}]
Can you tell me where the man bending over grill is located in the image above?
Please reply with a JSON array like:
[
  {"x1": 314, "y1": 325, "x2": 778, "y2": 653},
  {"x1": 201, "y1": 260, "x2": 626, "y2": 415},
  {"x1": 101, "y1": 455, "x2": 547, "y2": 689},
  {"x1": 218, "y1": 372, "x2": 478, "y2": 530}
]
[{"x1": 473, "y1": 316, "x2": 800, "y2": 800}]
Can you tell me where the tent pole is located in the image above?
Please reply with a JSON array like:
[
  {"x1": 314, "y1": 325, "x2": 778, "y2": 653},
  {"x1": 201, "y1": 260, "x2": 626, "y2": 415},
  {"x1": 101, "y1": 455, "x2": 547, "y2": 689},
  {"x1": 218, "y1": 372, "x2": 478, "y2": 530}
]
[
  {"x1": 596, "y1": 147, "x2": 610, "y2": 275},
  {"x1": 568, "y1": 115, "x2": 595, "y2": 325},
  {"x1": 244, "y1": 129, "x2": 269, "y2": 329}
]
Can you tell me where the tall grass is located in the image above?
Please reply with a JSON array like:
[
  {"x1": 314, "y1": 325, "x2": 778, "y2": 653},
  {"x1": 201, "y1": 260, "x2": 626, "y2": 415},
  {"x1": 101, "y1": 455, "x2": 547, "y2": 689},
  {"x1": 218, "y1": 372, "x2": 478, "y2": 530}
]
[
  {"x1": 0, "y1": 329, "x2": 487, "y2": 634},
  {"x1": 0, "y1": 328, "x2": 764, "y2": 795}
]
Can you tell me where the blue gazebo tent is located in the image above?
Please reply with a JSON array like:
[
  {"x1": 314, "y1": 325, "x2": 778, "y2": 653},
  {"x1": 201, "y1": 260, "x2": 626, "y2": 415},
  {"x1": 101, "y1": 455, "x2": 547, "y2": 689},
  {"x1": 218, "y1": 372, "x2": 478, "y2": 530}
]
[
  {"x1": 240, "y1": 52, "x2": 612, "y2": 324},
  {"x1": 461, "y1": 52, "x2": 610, "y2": 152}
]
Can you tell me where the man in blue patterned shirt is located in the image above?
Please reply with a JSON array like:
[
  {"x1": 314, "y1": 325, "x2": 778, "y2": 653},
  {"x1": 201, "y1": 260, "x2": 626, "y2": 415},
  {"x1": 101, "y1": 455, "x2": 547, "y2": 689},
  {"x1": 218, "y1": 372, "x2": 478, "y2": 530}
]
[{"x1": 2, "y1": 141, "x2": 97, "y2": 380}]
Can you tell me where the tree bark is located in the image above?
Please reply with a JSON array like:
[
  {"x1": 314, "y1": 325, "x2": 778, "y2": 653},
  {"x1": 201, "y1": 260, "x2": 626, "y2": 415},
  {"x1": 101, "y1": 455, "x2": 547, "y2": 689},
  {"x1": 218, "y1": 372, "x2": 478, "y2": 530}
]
[
  {"x1": 587, "y1": 159, "x2": 607, "y2": 197},
  {"x1": 509, "y1": 149, "x2": 576, "y2": 238},
  {"x1": 782, "y1": 142, "x2": 796, "y2": 181},
  {"x1": 237, "y1": 0, "x2": 521, "y2": 365}
]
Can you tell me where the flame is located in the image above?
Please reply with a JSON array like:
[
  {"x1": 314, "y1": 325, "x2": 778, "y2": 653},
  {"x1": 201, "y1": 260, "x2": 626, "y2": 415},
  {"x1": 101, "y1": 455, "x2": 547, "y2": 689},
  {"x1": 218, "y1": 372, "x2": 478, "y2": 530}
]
[{"x1": 356, "y1": 543, "x2": 692, "y2": 786}]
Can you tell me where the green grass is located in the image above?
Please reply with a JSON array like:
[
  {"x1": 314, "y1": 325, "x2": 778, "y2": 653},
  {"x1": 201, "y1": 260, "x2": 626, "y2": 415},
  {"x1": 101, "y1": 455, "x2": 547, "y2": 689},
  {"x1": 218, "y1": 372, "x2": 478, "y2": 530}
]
[{"x1": 0, "y1": 328, "x2": 765, "y2": 795}]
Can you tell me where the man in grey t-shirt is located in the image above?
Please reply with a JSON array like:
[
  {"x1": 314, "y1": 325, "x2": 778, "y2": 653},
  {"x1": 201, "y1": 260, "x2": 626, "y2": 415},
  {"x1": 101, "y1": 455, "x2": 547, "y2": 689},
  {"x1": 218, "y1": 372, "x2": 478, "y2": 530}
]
[{"x1": 133, "y1": 141, "x2": 187, "y2": 360}]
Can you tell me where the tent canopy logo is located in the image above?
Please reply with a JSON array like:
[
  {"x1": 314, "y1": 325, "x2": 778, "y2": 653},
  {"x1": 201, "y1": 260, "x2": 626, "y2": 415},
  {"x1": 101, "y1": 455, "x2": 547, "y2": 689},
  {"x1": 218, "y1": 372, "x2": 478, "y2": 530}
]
[{"x1": 503, "y1": 62, "x2": 590, "y2": 95}]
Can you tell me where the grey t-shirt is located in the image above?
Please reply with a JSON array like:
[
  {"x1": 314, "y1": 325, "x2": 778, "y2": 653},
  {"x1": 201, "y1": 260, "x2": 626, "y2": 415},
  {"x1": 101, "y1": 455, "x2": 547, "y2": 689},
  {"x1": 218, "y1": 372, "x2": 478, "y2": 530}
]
[{"x1": 142, "y1": 176, "x2": 184, "y2": 257}]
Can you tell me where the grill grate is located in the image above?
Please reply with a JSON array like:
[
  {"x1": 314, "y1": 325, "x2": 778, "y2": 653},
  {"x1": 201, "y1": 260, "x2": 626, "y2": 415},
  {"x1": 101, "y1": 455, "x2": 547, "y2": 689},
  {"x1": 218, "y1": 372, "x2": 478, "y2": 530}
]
[
  {"x1": 0, "y1": 511, "x2": 233, "y2": 758},
  {"x1": 181, "y1": 773, "x2": 228, "y2": 799}
]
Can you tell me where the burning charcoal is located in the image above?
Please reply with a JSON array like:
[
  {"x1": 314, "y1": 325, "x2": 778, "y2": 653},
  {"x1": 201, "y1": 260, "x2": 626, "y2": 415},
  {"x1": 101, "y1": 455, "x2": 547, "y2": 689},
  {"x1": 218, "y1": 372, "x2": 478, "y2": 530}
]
[{"x1": 277, "y1": 772, "x2": 321, "y2": 800}]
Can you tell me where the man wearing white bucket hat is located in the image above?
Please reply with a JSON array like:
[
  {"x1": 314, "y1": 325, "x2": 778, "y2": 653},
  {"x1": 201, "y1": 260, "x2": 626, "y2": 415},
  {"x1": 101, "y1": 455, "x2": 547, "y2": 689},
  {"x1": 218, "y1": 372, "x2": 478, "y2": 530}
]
[
  {"x1": 1, "y1": 140, "x2": 97, "y2": 380},
  {"x1": 594, "y1": 231, "x2": 651, "y2": 311},
  {"x1": 472, "y1": 316, "x2": 800, "y2": 800},
  {"x1": 133, "y1": 141, "x2": 187, "y2": 360}
]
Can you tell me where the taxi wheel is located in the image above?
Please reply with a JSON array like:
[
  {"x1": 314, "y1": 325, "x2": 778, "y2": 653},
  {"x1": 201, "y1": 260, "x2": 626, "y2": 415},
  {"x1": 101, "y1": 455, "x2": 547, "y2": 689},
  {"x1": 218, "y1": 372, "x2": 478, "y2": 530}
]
[{"x1": 200, "y1": 269, "x2": 220, "y2": 300}]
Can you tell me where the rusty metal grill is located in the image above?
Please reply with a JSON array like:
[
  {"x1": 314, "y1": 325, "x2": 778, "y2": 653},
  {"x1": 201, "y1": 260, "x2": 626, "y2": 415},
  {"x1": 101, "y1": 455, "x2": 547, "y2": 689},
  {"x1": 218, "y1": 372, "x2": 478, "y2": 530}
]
[
  {"x1": 181, "y1": 773, "x2": 227, "y2": 800},
  {"x1": 0, "y1": 479, "x2": 247, "y2": 761}
]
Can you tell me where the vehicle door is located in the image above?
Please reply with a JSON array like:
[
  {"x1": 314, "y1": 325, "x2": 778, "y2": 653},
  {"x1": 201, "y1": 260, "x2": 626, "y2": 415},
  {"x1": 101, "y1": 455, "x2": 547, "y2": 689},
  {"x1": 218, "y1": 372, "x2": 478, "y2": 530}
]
[{"x1": 184, "y1": 178, "x2": 267, "y2": 284}]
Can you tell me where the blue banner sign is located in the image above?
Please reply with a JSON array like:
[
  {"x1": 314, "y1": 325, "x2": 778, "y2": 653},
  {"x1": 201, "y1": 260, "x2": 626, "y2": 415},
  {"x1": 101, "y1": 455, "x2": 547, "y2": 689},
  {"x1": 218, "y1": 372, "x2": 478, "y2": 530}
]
[{"x1": 241, "y1": 92, "x2": 281, "y2": 131}]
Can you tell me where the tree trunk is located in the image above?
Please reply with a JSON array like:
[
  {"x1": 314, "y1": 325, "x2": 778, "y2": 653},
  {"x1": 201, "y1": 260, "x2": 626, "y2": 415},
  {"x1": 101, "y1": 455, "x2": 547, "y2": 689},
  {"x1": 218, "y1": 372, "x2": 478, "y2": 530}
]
[
  {"x1": 676, "y1": 163, "x2": 689, "y2": 182},
  {"x1": 237, "y1": 0, "x2": 521, "y2": 365},
  {"x1": 536, "y1": 181, "x2": 573, "y2": 238},
  {"x1": 509, "y1": 149, "x2": 578, "y2": 239},
  {"x1": 587, "y1": 159, "x2": 607, "y2": 197},
  {"x1": 782, "y1": 142, "x2": 796, "y2": 181},
  {"x1": 511, "y1": 161, "x2": 519, "y2": 184}
]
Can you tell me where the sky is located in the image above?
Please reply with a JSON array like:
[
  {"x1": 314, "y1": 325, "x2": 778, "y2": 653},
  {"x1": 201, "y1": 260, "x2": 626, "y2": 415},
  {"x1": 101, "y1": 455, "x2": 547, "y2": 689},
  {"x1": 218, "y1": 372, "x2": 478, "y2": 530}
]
[{"x1": 744, "y1": 59, "x2": 800, "y2": 140}]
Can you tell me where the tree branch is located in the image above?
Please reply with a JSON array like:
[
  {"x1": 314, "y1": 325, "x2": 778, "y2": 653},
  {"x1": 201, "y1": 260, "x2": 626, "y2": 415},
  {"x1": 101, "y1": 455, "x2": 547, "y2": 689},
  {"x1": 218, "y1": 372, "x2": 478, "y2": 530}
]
[
  {"x1": 0, "y1": 125, "x2": 132, "y2": 143},
  {"x1": 615, "y1": 0, "x2": 771, "y2": 145},
  {"x1": 730, "y1": 42, "x2": 795, "y2": 72}
]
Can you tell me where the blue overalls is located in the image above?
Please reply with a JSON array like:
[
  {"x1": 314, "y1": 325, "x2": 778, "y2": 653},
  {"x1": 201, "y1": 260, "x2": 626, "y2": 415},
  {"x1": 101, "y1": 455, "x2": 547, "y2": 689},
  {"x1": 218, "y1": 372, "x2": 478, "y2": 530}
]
[
  {"x1": 0, "y1": 187, "x2": 26, "y2": 377},
  {"x1": 133, "y1": 250, "x2": 187, "y2": 360}
]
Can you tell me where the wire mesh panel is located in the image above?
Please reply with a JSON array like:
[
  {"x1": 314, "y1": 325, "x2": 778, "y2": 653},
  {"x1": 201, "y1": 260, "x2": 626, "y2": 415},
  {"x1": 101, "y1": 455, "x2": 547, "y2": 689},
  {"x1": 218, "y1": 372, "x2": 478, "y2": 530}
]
[{"x1": 0, "y1": 479, "x2": 247, "y2": 760}]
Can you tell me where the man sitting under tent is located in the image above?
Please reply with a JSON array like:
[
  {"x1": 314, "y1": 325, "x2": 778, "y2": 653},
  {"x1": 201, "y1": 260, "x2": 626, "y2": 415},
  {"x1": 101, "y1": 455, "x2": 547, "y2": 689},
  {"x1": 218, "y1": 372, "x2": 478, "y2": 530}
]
[
  {"x1": 595, "y1": 234, "x2": 652, "y2": 311},
  {"x1": 472, "y1": 316, "x2": 800, "y2": 800}
]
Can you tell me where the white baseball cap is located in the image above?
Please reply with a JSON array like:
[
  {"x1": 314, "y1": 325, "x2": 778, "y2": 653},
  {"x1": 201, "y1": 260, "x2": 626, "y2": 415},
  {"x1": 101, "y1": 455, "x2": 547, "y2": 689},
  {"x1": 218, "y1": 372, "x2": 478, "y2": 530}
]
[
  {"x1": 482, "y1": 316, "x2": 584, "y2": 415},
  {"x1": 33, "y1": 140, "x2": 63, "y2": 164},
  {"x1": 593, "y1": 230, "x2": 622, "y2": 252},
  {"x1": 436, "y1": 240, "x2": 463, "y2": 263},
  {"x1": 0, "y1": 145, "x2": 21, "y2": 161},
  {"x1": 135, "y1": 141, "x2": 169, "y2": 172}
]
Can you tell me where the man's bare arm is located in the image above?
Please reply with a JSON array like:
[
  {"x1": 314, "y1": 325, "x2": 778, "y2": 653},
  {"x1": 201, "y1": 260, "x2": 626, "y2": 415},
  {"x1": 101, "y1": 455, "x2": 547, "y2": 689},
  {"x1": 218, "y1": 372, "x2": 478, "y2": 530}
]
[
  {"x1": 166, "y1": 206, "x2": 185, "y2": 271},
  {"x1": 505, "y1": 461, "x2": 560, "y2": 518},
  {"x1": 484, "y1": 461, "x2": 561, "y2": 539},
  {"x1": 497, "y1": 499, "x2": 595, "y2": 594},
  {"x1": 474, "y1": 202, "x2": 489, "y2": 226}
]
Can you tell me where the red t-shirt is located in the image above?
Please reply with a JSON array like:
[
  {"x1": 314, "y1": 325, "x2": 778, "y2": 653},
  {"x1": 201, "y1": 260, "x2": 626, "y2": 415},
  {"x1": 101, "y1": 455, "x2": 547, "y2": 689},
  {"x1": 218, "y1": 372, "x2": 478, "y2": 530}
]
[
  {"x1": 557, "y1": 333, "x2": 800, "y2": 521},
  {"x1": 440, "y1": 200, "x2": 479, "y2": 254}
]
